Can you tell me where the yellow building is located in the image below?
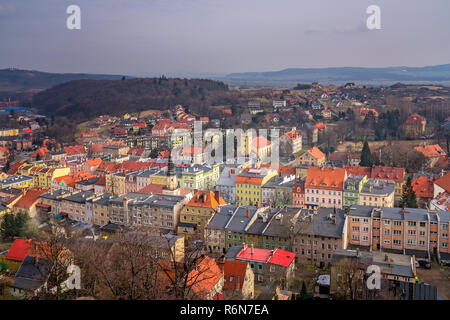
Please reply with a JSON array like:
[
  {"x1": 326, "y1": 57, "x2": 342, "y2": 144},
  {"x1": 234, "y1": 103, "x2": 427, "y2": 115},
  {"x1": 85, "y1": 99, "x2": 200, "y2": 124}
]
[
  {"x1": 178, "y1": 191, "x2": 226, "y2": 238},
  {"x1": 235, "y1": 168, "x2": 278, "y2": 206},
  {"x1": 105, "y1": 173, "x2": 127, "y2": 195},
  {"x1": 0, "y1": 175, "x2": 33, "y2": 189},
  {"x1": 296, "y1": 146, "x2": 326, "y2": 166},
  {"x1": 359, "y1": 179, "x2": 395, "y2": 208},
  {"x1": 0, "y1": 128, "x2": 19, "y2": 137},
  {"x1": 17, "y1": 163, "x2": 70, "y2": 188},
  {"x1": 179, "y1": 164, "x2": 221, "y2": 191}
]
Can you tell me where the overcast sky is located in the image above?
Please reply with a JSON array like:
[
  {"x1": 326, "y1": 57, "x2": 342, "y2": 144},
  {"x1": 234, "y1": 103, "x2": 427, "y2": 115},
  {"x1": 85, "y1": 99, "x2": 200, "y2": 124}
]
[{"x1": 0, "y1": 0, "x2": 449, "y2": 76}]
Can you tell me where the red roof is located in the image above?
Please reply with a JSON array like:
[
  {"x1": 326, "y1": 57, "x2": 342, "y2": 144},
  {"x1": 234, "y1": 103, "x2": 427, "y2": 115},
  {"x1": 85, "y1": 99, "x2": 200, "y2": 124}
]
[
  {"x1": 414, "y1": 144, "x2": 447, "y2": 158},
  {"x1": 237, "y1": 247, "x2": 296, "y2": 267},
  {"x1": 435, "y1": 172, "x2": 450, "y2": 193},
  {"x1": 5, "y1": 239, "x2": 32, "y2": 261},
  {"x1": 136, "y1": 184, "x2": 165, "y2": 195},
  {"x1": 267, "y1": 249, "x2": 296, "y2": 267},
  {"x1": 14, "y1": 188, "x2": 48, "y2": 209},
  {"x1": 412, "y1": 176, "x2": 436, "y2": 198},
  {"x1": 221, "y1": 260, "x2": 248, "y2": 291},
  {"x1": 64, "y1": 145, "x2": 86, "y2": 156},
  {"x1": 307, "y1": 146, "x2": 325, "y2": 160}
]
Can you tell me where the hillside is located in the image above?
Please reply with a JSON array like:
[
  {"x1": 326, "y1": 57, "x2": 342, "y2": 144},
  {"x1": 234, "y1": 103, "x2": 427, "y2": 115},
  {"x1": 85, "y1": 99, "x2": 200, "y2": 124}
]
[
  {"x1": 31, "y1": 77, "x2": 238, "y2": 121},
  {"x1": 223, "y1": 64, "x2": 450, "y2": 86},
  {"x1": 0, "y1": 69, "x2": 126, "y2": 91}
]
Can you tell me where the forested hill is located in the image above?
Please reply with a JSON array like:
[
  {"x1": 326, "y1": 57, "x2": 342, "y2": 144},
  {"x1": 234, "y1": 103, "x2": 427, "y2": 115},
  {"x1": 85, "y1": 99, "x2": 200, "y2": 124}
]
[
  {"x1": 0, "y1": 68, "x2": 125, "y2": 90},
  {"x1": 31, "y1": 77, "x2": 236, "y2": 121}
]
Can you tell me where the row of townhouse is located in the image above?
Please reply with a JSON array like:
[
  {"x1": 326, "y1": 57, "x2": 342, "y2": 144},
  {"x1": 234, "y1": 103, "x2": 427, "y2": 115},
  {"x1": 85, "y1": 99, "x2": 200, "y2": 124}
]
[
  {"x1": 39, "y1": 189, "x2": 190, "y2": 233},
  {"x1": 106, "y1": 163, "x2": 221, "y2": 196},
  {"x1": 205, "y1": 204, "x2": 347, "y2": 267},
  {"x1": 16, "y1": 163, "x2": 70, "y2": 188},
  {"x1": 347, "y1": 205, "x2": 450, "y2": 264}
]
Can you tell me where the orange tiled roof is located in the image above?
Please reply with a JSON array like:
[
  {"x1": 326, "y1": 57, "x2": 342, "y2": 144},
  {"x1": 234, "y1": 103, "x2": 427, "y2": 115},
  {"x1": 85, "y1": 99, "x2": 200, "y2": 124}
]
[
  {"x1": 343, "y1": 165, "x2": 371, "y2": 177},
  {"x1": 187, "y1": 256, "x2": 223, "y2": 299},
  {"x1": 305, "y1": 167, "x2": 346, "y2": 191},
  {"x1": 186, "y1": 191, "x2": 226, "y2": 209},
  {"x1": 220, "y1": 259, "x2": 248, "y2": 291},
  {"x1": 414, "y1": 144, "x2": 447, "y2": 158},
  {"x1": 307, "y1": 146, "x2": 325, "y2": 160},
  {"x1": 64, "y1": 145, "x2": 86, "y2": 156},
  {"x1": 435, "y1": 172, "x2": 450, "y2": 193},
  {"x1": 284, "y1": 130, "x2": 302, "y2": 141},
  {"x1": 86, "y1": 158, "x2": 102, "y2": 167},
  {"x1": 13, "y1": 187, "x2": 48, "y2": 209},
  {"x1": 235, "y1": 175, "x2": 264, "y2": 185},
  {"x1": 278, "y1": 165, "x2": 296, "y2": 175},
  {"x1": 31, "y1": 147, "x2": 49, "y2": 159},
  {"x1": 370, "y1": 166, "x2": 404, "y2": 183},
  {"x1": 412, "y1": 176, "x2": 436, "y2": 198}
]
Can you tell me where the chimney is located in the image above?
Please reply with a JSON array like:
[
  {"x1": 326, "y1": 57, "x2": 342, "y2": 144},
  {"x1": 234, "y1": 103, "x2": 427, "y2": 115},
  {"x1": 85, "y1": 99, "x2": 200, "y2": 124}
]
[
  {"x1": 356, "y1": 248, "x2": 360, "y2": 257},
  {"x1": 214, "y1": 191, "x2": 220, "y2": 203},
  {"x1": 246, "y1": 209, "x2": 249, "y2": 218},
  {"x1": 255, "y1": 202, "x2": 259, "y2": 209},
  {"x1": 251, "y1": 243, "x2": 254, "y2": 254},
  {"x1": 228, "y1": 170, "x2": 231, "y2": 177},
  {"x1": 243, "y1": 242, "x2": 247, "y2": 250}
]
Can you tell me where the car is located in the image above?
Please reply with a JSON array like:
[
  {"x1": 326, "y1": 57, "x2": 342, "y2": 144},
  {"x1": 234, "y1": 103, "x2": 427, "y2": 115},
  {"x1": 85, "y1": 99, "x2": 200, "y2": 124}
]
[{"x1": 418, "y1": 260, "x2": 431, "y2": 269}]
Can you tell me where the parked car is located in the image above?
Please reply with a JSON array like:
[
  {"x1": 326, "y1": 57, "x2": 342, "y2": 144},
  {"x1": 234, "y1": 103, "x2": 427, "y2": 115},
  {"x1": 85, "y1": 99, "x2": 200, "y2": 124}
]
[{"x1": 417, "y1": 260, "x2": 431, "y2": 269}]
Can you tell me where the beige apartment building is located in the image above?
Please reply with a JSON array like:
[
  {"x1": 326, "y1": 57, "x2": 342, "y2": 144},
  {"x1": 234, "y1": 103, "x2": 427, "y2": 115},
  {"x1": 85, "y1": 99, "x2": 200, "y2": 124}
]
[
  {"x1": 359, "y1": 179, "x2": 395, "y2": 208},
  {"x1": 108, "y1": 193, "x2": 188, "y2": 233},
  {"x1": 347, "y1": 205, "x2": 450, "y2": 263}
]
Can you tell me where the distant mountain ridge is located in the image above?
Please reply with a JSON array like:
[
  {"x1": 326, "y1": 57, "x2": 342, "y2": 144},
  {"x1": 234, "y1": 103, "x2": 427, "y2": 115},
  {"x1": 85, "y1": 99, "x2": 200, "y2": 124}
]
[
  {"x1": 224, "y1": 64, "x2": 450, "y2": 84},
  {"x1": 0, "y1": 68, "x2": 126, "y2": 90}
]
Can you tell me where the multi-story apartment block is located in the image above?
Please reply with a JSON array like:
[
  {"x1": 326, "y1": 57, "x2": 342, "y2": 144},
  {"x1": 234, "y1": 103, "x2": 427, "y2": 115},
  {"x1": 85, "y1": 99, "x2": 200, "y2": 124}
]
[
  {"x1": 0, "y1": 175, "x2": 33, "y2": 189},
  {"x1": 261, "y1": 175, "x2": 295, "y2": 207},
  {"x1": 235, "y1": 167, "x2": 278, "y2": 206},
  {"x1": 292, "y1": 178, "x2": 305, "y2": 207},
  {"x1": 343, "y1": 175, "x2": 367, "y2": 208},
  {"x1": 305, "y1": 167, "x2": 347, "y2": 209},
  {"x1": 280, "y1": 130, "x2": 303, "y2": 157},
  {"x1": 17, "y1": 163, "x2": 70, "y2": 188},
  {"x1": 60, "y1": 191, "x2": 98, "y2": 223},
  {"x1": 205, "y1": 204, "x2": 261, "y2": 254},
  {"x1": 178, "y1": 190, "x2": 226, "y2": 237},
  {"x1": 359, "y1": 179, "x2": 395, "y2": 208},
  {"x1": 346, "y1": 205, "x2": 450, "y2": 263},
  {"x1": 216, "y1": 167, "x2": 242, "y2": 204},
  {"x1": 109, "y1": 192, "x2": 188, "y2": 233},
  {"x1": 179, "y1": 164, "x2": 220, "y2": 191},
  {"x1": 292, "y1": 207, "x2": 348, "y2": 267},
  {"x1": 225, "y1": 244, "x2": 296, "y2": 290}
]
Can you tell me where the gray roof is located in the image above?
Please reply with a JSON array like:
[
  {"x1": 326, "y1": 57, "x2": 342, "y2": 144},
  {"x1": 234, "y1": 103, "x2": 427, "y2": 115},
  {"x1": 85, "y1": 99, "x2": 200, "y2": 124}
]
[
  {"x1": 225, "y1": 245, "x2": 243, "y2": 260},
  {"x1": 263, "y1": 207, "x2": 301, "y2": 237},
  {"x1": 262, "y1": 175, "x2": 295, "y2": 190},
  {"x1": 360, "y1": 178, "x2": 395, "y2": 195},
  {"x1": 40, "y1": 189, "x2": 71, "y2": 200},
  {"x1": 216, "y1": 167, "x2": 240, "y2": 187},
  {"x1": 13, "y1": 256, "x2": 54, "y2": 291},
  {"x1": 63, "y1": 191, "x2": 97, "y2": 203},
  {"x1": 0, "y1": 175, "x2": 33, "y2": 185},
  {"x1": 295, "y1": 207, "x2": 346, "y2": 239},
  {"x1": 110, "y1": 192, "x2": 185, "y2": 208},
  {"x1": 246, "y1": 208, "x2": 278, "y2": 235}
]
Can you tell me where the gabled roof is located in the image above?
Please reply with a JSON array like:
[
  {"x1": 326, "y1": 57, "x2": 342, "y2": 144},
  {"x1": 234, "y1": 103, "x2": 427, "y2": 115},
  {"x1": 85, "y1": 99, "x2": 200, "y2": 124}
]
[
  {"x1": 435, "y1": 172, "x2": 450, "y2": 193},
  {"x1": 13, "y1": 188, "x2": 48, "y2": 209},
  {"x1": 5, "y1": 239, "x2": 32, "y2": 261},
  {"x1": 414, "y1": 144, "x2": 447, "y2": 158},
  {"x1": 186, "y1": 190, "x2": 226, "y2": 209},
  {"x1": 305, "y1": 167, "x2": 346, "y2": 191},
  {"x1": 221, "y1": 260, "x2": 248, "y2": 291},
  {"x1": 412, "y1": 176, "x2": 436, "y2": 198},
  {"x1": 306, "y1": 146, "x2": 325, "y2": 160},
  {"x1": 187, "y1": 256, "x2": 223, "y2": 298},
  {"x1": 86, "y1": 158, "x2": 102, "y2": 167}
]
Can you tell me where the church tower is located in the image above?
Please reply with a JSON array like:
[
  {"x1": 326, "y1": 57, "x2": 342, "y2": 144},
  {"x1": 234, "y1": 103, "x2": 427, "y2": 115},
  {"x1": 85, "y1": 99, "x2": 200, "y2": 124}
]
[{"x1": 167, "y1": 151, "x2": 178, "y2": 191}]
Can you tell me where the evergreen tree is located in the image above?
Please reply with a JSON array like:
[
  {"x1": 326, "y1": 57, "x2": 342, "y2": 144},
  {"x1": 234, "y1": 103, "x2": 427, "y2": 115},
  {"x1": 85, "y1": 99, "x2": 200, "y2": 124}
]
[
  {"x1": 359, "y1": 140, "x2": 374, "y2": 167},
  {"x1": 401, "y1": 176, "x2": 418, "y2": 208},
  {"x1": 0, "y1": 211, "x2": 31, "y2": 240}
]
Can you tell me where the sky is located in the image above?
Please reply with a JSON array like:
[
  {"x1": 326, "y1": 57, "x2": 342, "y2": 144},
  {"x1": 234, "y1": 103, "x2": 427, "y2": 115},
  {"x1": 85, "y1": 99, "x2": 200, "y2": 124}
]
[{"x1": 0, "y1": 0, "x2": 449, "y2": 76}]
